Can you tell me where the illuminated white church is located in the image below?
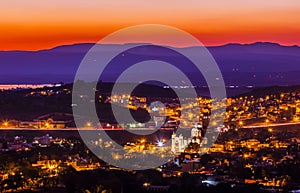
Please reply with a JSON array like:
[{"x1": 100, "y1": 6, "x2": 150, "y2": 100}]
[{"x1": 171, "y1": 124, "x2": 203, "y2": 154}]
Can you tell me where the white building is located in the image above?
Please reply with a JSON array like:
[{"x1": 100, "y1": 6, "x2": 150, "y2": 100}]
[{"x1": 171, "y1": 125, "x2": 203, "y2": 154}]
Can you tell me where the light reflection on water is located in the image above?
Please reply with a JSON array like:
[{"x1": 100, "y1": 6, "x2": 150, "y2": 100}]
[{"x1": 0, "y1": 84, "x2": 56, "y2": 90}]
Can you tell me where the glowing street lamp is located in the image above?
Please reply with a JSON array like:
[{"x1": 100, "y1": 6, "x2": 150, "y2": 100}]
[
  {"x1": 268, "y1": 128, "x2": 273, "y2": 133},
  {"x1": 212, "y1": 121, "x2": 217, "y2": 126},
  {"x1": 238, "y1": 121, "x2": 243, "y2": 127},
  {"x1": 86, "y1": 122, "x2": 92, "y2": 127},
  {"x1": 143, "y1": 182, "x2": 150, "y2": 187}
]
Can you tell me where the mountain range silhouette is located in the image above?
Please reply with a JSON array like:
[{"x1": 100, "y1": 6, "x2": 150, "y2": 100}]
[{"x1": 0, "y1": 42, "x2": 299, "y2": 86}]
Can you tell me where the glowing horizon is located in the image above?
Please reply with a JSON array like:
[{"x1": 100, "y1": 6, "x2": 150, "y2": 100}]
[{"x1": 1, "y1": 0, "x2": 300, "y2": 50}]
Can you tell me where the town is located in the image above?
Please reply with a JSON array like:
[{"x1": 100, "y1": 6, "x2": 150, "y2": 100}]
[
  {"x1": 0, "y1": 83, "x2": 299, "y2": 192},
  {"x1": 1, "y1": 84, "x2": 300, "y2": 131}
]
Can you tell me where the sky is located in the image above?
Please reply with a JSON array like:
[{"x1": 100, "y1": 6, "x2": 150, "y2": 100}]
[{"x1": 1, "y1": 0, "x2": 300, "y2": 50}]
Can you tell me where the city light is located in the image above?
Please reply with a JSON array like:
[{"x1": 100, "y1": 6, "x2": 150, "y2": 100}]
[
  {"x1": 1, "y1": 3, "x2": 300, "y2": 191},
  {"x1": 86, "y1": 122, "x2": 92, "y2": 127},
  {"x1": 268, "y1": 128, "x2": 273, "y2": 133},
  {"x1": 49, "y1": 165, "x2": 55, "y2": 170},
  {"x1": 143, "y1": 182, "x2": 150, "y2": 187},
  {"x1": 3, "y1": 121, "x2": 8, "y2": 126}
]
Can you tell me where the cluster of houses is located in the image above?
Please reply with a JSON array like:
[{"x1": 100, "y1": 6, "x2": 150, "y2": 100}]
[
  {"x1": 226, "y1": 91, "x2": 300, "y2": 125},
  {"x1": 0, "y1": 134, "x2": 64, "y2": 152},
  {"x1": 1, "y1": 113, "x2": 75, "y2": 129}
]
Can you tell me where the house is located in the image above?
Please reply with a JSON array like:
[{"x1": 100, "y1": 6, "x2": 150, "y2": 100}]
[{"x1": 33, "y1": 113, "x2": 74, "y2": 128}]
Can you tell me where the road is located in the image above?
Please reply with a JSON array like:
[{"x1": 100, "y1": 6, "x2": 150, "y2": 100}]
[
  {"x1": 0, "y1": 127, "x2": 174, "y2": 131},
  {"x1": 242, "y1": 122, "x2": 300, "y2": 129}
]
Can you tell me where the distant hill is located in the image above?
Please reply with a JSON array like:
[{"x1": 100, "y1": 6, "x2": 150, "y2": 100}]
[
  {"x1": 237, "y1": 85, "x2": 300, "y2": 98},
  {"x1": 0, "y1": 42, "x2": 300, "y2": 87}
]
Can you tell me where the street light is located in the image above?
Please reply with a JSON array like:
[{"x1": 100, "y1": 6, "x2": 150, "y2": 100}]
[
  {"x1": 86, "y1": 122, "x2": 92, "y2": 127},
  {"x1": 238, "y1": 121, "x2": 243, "y2": 127},
  {"x1": 268, "y1": 128, "x2": 273, "y2": 133},
  {"x1": 143, "y1": 182, "x2": 150, "y2": 187}
]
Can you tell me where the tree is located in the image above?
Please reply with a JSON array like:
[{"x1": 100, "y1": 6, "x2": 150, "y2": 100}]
[{"x1": 83, "y1": 184, "x2": 112, "y2": 193}]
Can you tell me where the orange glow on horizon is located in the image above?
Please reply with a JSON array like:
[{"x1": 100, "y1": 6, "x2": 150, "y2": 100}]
[{"x1": 0, "y1": 0, "x2": 299, "y2": 50}]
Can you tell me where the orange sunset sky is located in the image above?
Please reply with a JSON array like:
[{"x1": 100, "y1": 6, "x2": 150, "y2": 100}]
[{"x1": 1, "y1": 0, "x2": 300, "y2": 50}]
